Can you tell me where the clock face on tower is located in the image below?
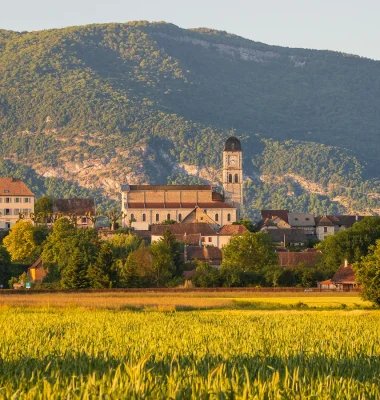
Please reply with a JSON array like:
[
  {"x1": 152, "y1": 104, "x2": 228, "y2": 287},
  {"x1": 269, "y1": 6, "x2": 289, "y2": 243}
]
[{"x1": 228, "y1": 155, "x2": 237, "y2": 165}]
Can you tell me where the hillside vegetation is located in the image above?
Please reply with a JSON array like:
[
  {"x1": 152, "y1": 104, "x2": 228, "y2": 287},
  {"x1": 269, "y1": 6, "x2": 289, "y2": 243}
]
[{"x1": 1, "y1": 22, "x2": 379, "y2": 216}]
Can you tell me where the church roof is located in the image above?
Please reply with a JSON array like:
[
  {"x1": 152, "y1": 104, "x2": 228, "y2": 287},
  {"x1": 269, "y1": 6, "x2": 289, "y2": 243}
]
[
  {"x1": 123, "y1": 185, "x2": 212, "y2": 191},
  {"x1": 224, "y1": 137, "x2": 242, "y2": 151},
  {"x1": 126, "y1": 201, "x2": 234, "y2": 209}
]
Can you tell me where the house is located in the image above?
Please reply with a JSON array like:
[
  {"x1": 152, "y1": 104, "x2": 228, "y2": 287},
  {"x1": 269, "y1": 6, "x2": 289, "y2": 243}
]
[
  {"x1": 0, "y1": 178, "x2": 35, "y2": 230},
  {"x1": 261, "y1": 210, "x2": 289, "y2": 223},
  {"x1": 261, "y1": 228, "x2": 308, "y2": 246},
  {"x1": 318, "y1": 260, "x2": 360, "y2": 291},
  {"x1": 331, "y1": 260, "x2": 360, "y2": 291},
  {"x1": 315, "y1": 215, "x2": 364, "y2": 241},
  {"x1": 52, "y1": 198, "x2": 96, "y2": 227},
  {"x1": 120, "y1": 137, "x2": 244, "y2": 230},
  {"x1": 278, "y1": 251, "x2": 322, "y2": 269},
  {"x1": 185, "y1": 246, "x2": 223, "y2": 267},
  {"x1": 27, "y1": 257, "x2": 47, "y2": 283},
  {"x1": 287, "y1": 213, "x2": 315, "y2": 235},
  {"x1": 151, "y1": 222, "x2": 248, "y2": 248}
]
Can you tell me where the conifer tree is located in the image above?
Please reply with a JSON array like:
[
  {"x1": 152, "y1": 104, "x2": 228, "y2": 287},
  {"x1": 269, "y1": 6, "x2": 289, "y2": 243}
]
[
  {"x1": 88, "y1": 242, "x2": 113, "y2": 288},
  {"x1": 61, "y1": 248, "x2": 89, "y2": 288}
]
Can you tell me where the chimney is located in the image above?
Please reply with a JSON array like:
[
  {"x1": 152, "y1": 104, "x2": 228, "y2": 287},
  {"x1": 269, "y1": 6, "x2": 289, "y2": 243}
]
[{"x1": 344, "y1": 259, "x2": 348, "y2": 268}]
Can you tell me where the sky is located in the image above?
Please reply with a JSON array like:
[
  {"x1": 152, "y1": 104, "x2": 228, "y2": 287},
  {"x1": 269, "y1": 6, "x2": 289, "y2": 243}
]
[{"x1": 1, "y1": 0, "x2": 379, "y2": 60}]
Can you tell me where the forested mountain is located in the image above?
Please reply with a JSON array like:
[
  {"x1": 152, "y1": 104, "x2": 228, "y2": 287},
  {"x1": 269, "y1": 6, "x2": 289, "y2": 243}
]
[{"x1": 1, "y1": 21, "x2": 379, "y2": 217}]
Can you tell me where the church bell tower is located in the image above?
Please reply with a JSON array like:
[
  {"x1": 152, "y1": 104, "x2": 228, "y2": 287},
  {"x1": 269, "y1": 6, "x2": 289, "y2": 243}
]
[{"x1": 222, "y1": 136, "x2": 243, "y2": 218}]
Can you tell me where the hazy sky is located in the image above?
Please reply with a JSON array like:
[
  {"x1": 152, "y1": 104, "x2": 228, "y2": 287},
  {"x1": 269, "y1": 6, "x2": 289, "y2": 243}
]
[{"x1": 1, "y1": 0, "x2": 379, "y2": 60}]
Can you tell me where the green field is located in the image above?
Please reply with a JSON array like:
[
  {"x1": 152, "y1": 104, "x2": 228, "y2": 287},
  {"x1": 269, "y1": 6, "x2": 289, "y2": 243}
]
[{"x1": 0, "y1": 293, "x2": 379, "y2": 398}]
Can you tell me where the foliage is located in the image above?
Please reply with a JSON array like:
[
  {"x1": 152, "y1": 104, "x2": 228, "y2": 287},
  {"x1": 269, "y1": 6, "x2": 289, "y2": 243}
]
[
  {"x1": 87, "y1": 242, "x2": 114, "y2": 288},
  {"x1": 34, "y1": 196, "x2": 53, "y2": 214},
  {"x1": 354, "y1": 240, "x2": 380, "y2": 306},
  {"x1": 318, "y1": 217, "x2": 380, "y2": 268},
  {"x1": 0, "y1": 246, "x2": 11, "y2": 287},
  {"x1": 221, "y1": 232, "x2": 279, "y2": 286},
  {"x1": 3, "y1": 221, "x2": 44, "y2": 263},
  {"x1": 61, "y1": 248, "x2": 89, "y2": 289},
  {"x1": 232, "y1": 219, "x2": 256, "y2": 232}
]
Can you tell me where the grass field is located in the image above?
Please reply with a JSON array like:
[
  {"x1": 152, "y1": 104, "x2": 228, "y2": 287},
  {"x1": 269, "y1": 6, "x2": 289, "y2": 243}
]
[
  {"x1": 0, "y1": 291, "x2": 372, "y2": 311},
  {"x1": 0, "y1": 292, "x2": 378, "y2": 398}
]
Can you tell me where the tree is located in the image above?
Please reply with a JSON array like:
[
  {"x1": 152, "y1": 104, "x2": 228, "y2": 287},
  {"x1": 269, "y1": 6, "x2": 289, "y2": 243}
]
[
  {"x1": 318, "y1": 217, "x2": 380, "y2": 269},
  {"x1": 35, "y1": 196, "x2": 53, "y2": 214},
  {"x1": 191, "y1": 260, "x2": 221, "y2": 287},
  {"x1": 160, "y1": 230, "x2": 183, "y2": 276},
  {"x1": 110, "y1": 233, "x2": 141, "y2": 262},
  {"x1": 61, "y1": 248, "x2": 89, "y2": 288},
  {"x1": 42, "y1": 218, "x2": 99, "y2": 285},
  {"x1": 88, "y1": 242, "x2": 113, "y2": 288},
  {"x1": 150, "y1": 241, "x2": 175, "y2": 286},
  {"x1": 354, "y1": 240, "x2": 380, "y2": 306},
  {"x1": 221, "y1": 231, "x2": 279, "y2": 286},
  {"x1": 0, "y1": 246, "x2": 11, "y2": 287},
  {"x1": 3, "y1": 221, "x2": 40, "y2": 262},
  {"x1": 232, "y1": 219, "x2": 256, "y2": 232}
]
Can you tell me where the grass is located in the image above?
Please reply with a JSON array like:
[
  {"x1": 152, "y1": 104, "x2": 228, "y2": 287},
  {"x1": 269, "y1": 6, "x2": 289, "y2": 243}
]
[
  {"x1": 0, "y1": 291, "x2": 372, "y2": 311},
  {"x1": 0, "y1": 306, "x2": 378, "y2": 398}
]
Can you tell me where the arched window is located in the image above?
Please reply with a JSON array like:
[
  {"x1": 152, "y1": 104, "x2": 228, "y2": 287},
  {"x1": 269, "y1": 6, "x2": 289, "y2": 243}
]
[
  {"x1": 178, "y1": 214, "x2": 182, "y2": 222},
  {"x1": 227, "y1": 213, "x2": 231, "y2": 222},
  {"x1": 142, "y1": 214, "x2": 146, "y2": 222},
  {"x1": 215, "y1": 213, "x2": 219, "y2": 222},
  {"x1": 167, "y1": 213, "x2": 171, "y2": 221},
  {"x1": 228, "y1": 174, "x2": 232, "y2": 183},
  {"x1": 131, "y1": 213, "x2": 135, "y2": 221},
  {"x1": 204, "y1": 209, "x2": 207, "y2": 214},
  {"x1": 156, "y1": 214, "x2": 159, "y2": 222},
  {"x1": 235, "y1": 174, "x2": 239, "y2": 183}
]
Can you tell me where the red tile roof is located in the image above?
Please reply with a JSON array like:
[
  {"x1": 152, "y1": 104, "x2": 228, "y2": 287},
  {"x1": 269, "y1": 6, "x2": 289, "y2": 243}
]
[
  {"x1": 278, "y1": 252, "x2": 322, "y2": 268},
  {"x1": 53, "y1": 198, "x2": 95, "y2": 215},
  {"x1": 219, "y1": 224, "x2": 248, "y2": 235},
  {"x1": 186, "y1": 246, "x2": 222, "y2": 264},
  {"x1": 332, "y1": 263, "x2": 357, "y2": 284},
  {"x1": 0, "y1": 178, "x2": 34, "y2": 196},
  {"x1": 315, "y1": 215, "x2": 365, "y2": 227},
  {"x1": 127, "y1": 185, "x2": 212, "y2": 191},
  {"x1": 126, "y1": 202, "x2": 234, "y2": 209},
  {"x1": 151, "y1": 223, "x2": 217, "y2": 236},
  {"x1": 261, "y1": 210, "x2": 289, "y2": 223}
]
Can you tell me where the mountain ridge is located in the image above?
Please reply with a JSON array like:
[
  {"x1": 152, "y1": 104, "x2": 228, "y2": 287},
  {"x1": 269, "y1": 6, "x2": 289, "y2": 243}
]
[{"x1": 0, "y1": 21, "x2": 379, "y2": 217}]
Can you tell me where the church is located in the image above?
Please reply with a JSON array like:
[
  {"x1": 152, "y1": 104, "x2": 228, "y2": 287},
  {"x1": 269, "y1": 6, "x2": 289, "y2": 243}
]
[{"x1": 121, "y1": 136, "x2": 243, "y2": 230}]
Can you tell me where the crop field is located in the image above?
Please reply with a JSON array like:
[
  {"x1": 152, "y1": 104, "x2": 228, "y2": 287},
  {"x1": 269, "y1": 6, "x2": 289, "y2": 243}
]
[
  {"x1": 0, "y1": 292, "x2": 379, "y2": 399},
  {"x1": 0, "y1": 290, "x2": 371, "y2": 311}
]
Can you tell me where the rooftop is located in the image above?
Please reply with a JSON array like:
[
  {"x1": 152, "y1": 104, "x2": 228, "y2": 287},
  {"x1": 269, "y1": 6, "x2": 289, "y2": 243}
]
[
  {"x1": 122, "y1": 184, "x2": 212, "y2": 191},
  {"x1": 53, "y1": 198, "x2": 95, "y2": 215},
  {"x1": 151, "y1": 222, "x2": 217, "y2": 236},
  {"x1": 0, "y1": 178, "x2": 34, "y2": 196},
  {"x1": 224, "y1": 136, "x2": 242, "y2": 152}
]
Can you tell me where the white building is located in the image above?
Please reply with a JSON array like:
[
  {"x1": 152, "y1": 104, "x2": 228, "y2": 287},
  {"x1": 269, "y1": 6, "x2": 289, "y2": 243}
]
[{"x1": 0, "y1": 178, "x2": 35, "y2": 230}]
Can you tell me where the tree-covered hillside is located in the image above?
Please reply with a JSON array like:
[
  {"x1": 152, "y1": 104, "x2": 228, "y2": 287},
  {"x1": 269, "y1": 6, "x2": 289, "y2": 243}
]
[{"x1": 0, "y1": 21, "x2": 379, "y2": 217}]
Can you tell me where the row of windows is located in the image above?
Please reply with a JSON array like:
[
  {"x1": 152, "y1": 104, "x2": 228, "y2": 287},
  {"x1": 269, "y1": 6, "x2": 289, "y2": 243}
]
[
  {"x1": 127, "y1": 213, "x2": 231, "y2": 223},
  {"x1": 0, "y1": 197, "x2": 32, "y2": 203},
  {"x1": 0, "y1": 209, "x2": 32, "y2": 216},
  {"x1": 228, "y1": 174, "x2": 239, "y2": 183}
]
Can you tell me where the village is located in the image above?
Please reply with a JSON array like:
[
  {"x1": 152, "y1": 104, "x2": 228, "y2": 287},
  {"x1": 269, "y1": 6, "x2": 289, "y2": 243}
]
[{"x1": 0, "y1": 138, "x2": 370, "y2": 291}]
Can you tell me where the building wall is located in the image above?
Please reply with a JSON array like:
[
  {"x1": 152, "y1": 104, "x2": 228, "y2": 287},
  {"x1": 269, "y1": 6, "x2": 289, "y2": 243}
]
[
  {"x1": 222, "y1": 150, "x2": 243, "y2": 218},
  {"x1": 316, "y1": 226, "x2": 335, "y2": 241},
  {"x1": 121, "y1": 206, "x2": 237, "y2": 230},
  {"x1": 0, "y1": 195, "x2": 35, "y2": 229}
]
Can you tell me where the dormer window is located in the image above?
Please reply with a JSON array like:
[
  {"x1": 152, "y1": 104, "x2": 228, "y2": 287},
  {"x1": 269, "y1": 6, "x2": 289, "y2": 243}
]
[{"x1": 4, "y1": 190, "x2": 9, "y2": 193}]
